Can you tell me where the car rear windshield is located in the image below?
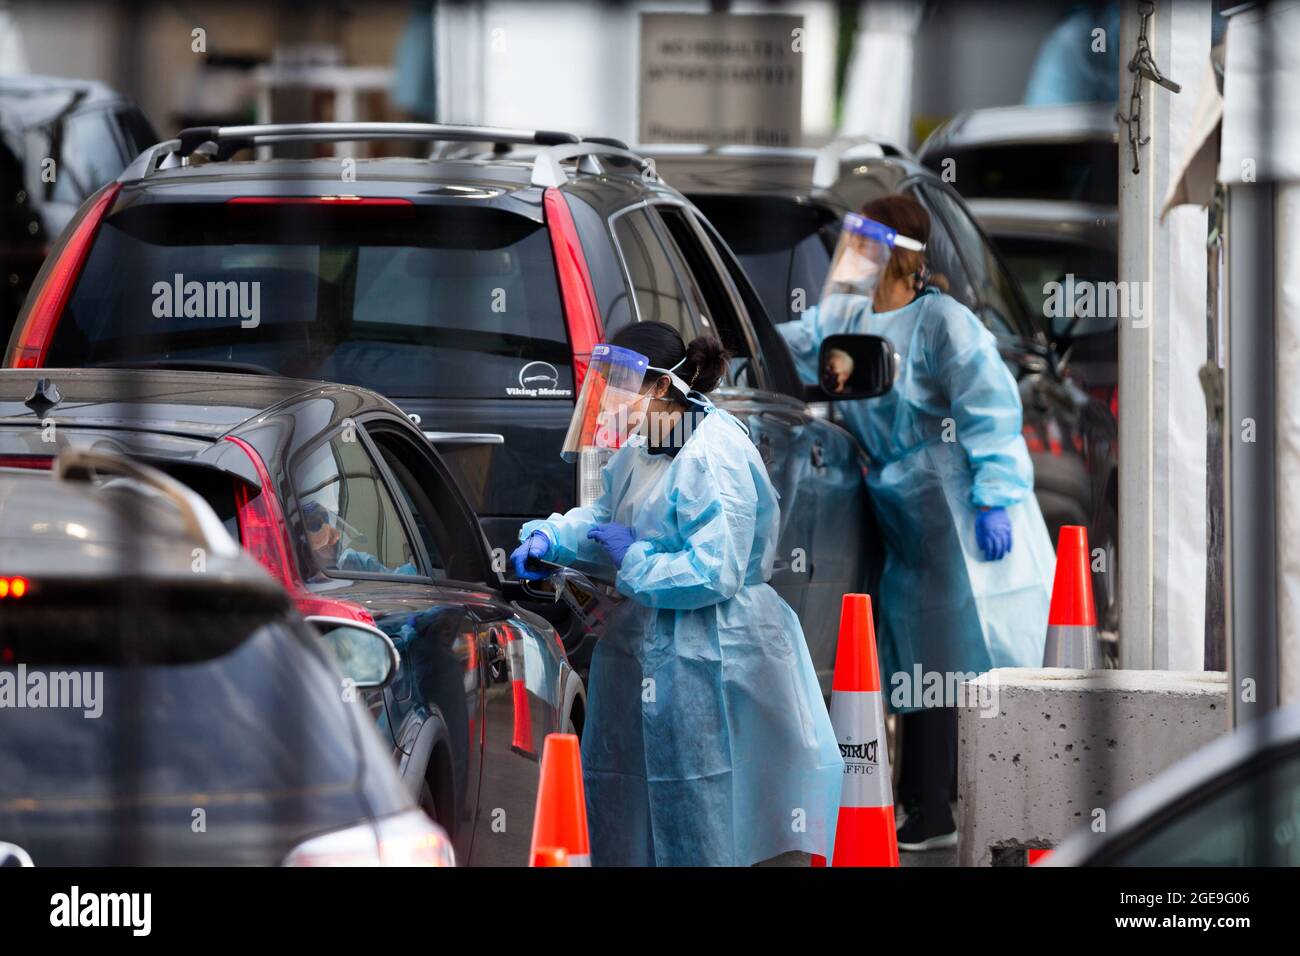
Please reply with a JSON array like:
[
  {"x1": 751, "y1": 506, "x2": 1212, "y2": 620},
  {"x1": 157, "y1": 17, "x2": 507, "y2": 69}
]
[
  {"x1": 923, "y1": 142, "x2": 1118, "y2": 205},
  {"x1": 0, "y1": 604, "x2": 402, "y2": 864},
  {"x1": 689, "y1": 194, "x2": 838, "y2": 325},
  {"x1": 50, "y1": 202, "x2": 571, "y2": 399}
]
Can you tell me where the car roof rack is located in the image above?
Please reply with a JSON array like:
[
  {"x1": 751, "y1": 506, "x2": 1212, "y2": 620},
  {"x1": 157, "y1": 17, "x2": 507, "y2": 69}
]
[
  {"x1": 55, "y1": 448, "x2": 241, "y2": 558},
  {"x1": 529, "y1": 141, "x2": 656, "y2": 188},
  {"x1": 118, "y1": 122, "x2": 582, "y2": 182},
  {"x1": 811, "y1": 133, "x2": 910, "y2": 189}
]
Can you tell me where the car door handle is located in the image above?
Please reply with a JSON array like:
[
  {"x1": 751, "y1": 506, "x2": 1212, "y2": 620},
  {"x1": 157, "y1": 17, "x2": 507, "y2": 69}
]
[{"x1": 424, "y1": 431, "x2": 506, "y2": 445}]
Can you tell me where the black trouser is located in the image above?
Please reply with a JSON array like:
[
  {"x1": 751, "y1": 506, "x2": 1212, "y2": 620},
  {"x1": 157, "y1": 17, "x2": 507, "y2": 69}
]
[{"x1": 898, "y1": 706, "x2": 957, "y2": 821}]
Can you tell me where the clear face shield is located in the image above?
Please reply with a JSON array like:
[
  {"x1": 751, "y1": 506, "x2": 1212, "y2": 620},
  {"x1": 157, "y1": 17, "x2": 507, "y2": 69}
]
[
  {"x1": 560, "y1": 344, "x2": 651, "y2": 464},
  {"x1": 820, "y1": 212, "x2": 926, "y2": 304}
]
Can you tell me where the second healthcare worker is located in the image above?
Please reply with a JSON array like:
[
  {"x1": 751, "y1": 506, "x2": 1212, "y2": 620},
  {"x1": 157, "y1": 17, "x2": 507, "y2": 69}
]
[
  {"x1": 510, "y1": 322, "x2": 843, "y2": 867},
  {"x1": 781, "y1": 194, "x2": 1054, "y2": 852}
]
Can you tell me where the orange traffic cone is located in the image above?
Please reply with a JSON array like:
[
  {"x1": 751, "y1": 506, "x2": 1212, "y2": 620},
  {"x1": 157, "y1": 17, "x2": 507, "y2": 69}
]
[
  {"x1": 531, "y1": 846, "x2": 569, "y2": 867},
  {"x1": 1043, "y1": 526, "x2": 1103, "y2": 668},
  {"x1": 813, "y1": 594, "x2": 899, "y2": 867},
  {"x1": 503, "y1": 626, "x2": 535, "y2": 758},
  {"x1": 529, "y1": 733, "x2": 591, "y2": 867}
]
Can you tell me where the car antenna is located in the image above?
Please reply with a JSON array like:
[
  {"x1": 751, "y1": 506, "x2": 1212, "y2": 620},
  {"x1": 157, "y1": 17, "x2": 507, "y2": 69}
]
[{"x1": 25, "y1": 377, "x2": 62, "y2": 419}]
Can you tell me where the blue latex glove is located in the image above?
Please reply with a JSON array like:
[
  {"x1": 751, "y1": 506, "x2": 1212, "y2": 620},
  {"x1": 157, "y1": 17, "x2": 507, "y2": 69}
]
[
  {"x1": 975, "y1": 507, "x2": 1013, "y2": 561},
  {"x1": 511, "y1": 530, "x2": 551, "y2": 580},
  {"x1": 587, "y1": 522, "x2": 636, "y2": 568}
]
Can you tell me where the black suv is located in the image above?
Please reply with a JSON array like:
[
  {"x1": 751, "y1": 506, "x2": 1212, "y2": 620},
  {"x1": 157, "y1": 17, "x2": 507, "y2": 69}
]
[
  {"x1": 6, "y1": 122, "x2": 892, "y2": 688},
  {"x1": 1, "y1": 75, "x2": 158, "y2": 344},
  {"x1": 646, "y1": 140, "x2": 1120, "y2": 631}
]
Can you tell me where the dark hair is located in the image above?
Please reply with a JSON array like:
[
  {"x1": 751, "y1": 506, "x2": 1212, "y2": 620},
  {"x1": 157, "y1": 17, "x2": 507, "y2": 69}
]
[
  {"x1": 609, "y1": 321, "x2": 730, "y2": 395},
  {"x1": 859, "y1": 193, "x2": 945, "y2": 292}
]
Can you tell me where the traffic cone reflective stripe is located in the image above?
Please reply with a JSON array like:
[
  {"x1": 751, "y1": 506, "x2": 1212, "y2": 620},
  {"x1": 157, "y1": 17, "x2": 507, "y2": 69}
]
[
  {"x1": 529, "y1": 733, "x2": 591, "y2": 867},
  {"x1": 1043, "y1": 525, "x2": 1103, "y2": 668},
  {"x1": 814, "y1": 594, "x2": 899, "y2": 867}
]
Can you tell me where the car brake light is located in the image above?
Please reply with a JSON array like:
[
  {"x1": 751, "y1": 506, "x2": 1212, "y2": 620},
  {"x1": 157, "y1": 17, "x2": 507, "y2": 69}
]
[
  {"x1": 0, "y1": 456, "x2": 54, "y2": 469},
  {"x1": 224, "y1": 436, "x2": 373, "y2": 625},
  {"x1": 0, "y1": 577, "x2": 29, "y2": 599},
  {"x1": 8, "y1": 183, "x2": 121, "y2": 369},
  {"x1": 282, "y1": 810, "x2": 455, "y2": 867},
  {"x1": 543, "y1": 187, "x2": 602, "y2": 388},
  {"x1": 225, "y1": 196, "x2": 414, "y2": 207}
]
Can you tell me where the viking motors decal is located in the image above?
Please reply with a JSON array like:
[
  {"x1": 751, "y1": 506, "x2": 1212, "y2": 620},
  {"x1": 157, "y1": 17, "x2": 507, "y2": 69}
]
[{"x1": 507, "y1": 361, "x2": 572, "y2": 398}]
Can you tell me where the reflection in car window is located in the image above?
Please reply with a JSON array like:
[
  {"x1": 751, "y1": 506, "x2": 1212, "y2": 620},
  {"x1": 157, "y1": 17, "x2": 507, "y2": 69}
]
[
  {"x1": 612, "y1": 207, "x2": 700, "y2": 342},
  {"x1": 922, "y1": 185, "x2": 1024, "y2": 340},
  {"x1": 295, "y1": 435, "x2": 419, "y2": 578}
]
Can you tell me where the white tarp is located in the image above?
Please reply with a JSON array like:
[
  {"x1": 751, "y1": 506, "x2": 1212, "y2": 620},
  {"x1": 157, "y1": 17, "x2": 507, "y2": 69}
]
[
  {"x1": 837, "y1": 0, "x2": 921, "y2": 145},
  {"x1": 1219, "y1": 0, "x2": 1300, "y2": 184}
]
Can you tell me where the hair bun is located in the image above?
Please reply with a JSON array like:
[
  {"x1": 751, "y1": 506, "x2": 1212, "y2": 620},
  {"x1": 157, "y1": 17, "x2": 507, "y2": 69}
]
[{"x1": 684, "y1": 334, "x2": 730, "y2": 394}]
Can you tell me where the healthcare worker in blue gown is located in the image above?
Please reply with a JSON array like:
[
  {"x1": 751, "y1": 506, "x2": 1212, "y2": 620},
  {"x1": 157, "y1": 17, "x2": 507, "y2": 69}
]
[
  {"x1": 780, "y1": 194, "x2": 1053, "y2": 853},
  {"x1": 511, "y1": 322, "x2": 844, "y2": 866}
]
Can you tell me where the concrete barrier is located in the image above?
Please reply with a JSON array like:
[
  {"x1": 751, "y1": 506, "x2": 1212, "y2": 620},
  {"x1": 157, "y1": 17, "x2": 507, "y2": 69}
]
[{"x1": 957, "y1": 668, "x2": 1228, "y2": 866}]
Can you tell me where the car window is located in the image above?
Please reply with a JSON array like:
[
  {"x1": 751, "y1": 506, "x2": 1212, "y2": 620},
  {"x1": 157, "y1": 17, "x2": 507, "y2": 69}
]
[
  {"x1": 687, "y1": 193, "x2": 838, "y2": 326},
  {"x1": 996, "y1": 235, "x2": 1117, "y2": 338},
  {"x1": 49, "y1": 109, "x2": 123, "y2": 203},
  {"x1": 0, "y1": 602, "x2": 410, "y2": 865},
  {"x1": 652, "y1": 203, "x2": 761, "y2": 389},
  {"x1": 908, "y1": 185, "x2": 977, "y2": 313},
  {"x1": 115, "y1": 106, "x2": 159, "y2": 158},
  {"x1": 368, "y1": 432, "x2": 453, "y2": 581},
  {"x1": 922, "y1": 141, "x2": 1118, "y2": 205},
  {"x1": 52, "y1": 204, "x2": 573, "y2": 401},
  {"x1": 920, "y1": 184, "x2": 1025, "y2": 340},
  {"x1": 294, "y1": 432, "x2": 419, "y2": 579},
  {"x1": 1104, "y1": 748, "x2": 1300, "y2": 866},
  {"x1": 609, "y1": 206, "x2": 701, "y2": 341}
]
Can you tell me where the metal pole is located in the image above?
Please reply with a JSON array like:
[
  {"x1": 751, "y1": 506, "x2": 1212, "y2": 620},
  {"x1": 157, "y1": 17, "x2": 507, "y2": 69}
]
[{"x1": 1224, "y1": 182, "x2": 1279, "y2": 726}]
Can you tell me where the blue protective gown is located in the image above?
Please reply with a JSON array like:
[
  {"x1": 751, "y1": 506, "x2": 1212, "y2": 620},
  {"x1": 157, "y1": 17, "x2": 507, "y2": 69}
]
[
  {"x1": 780, "y1": 290, "x2": 1053, "y2": 706},
  {"x1": 521, "y1": 406, "x2": 844, "y2": 866}
]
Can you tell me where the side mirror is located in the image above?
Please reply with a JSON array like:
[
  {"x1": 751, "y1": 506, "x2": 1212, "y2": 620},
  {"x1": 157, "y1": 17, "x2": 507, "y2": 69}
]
[
  {"x1": 306, "y1": 616, "x2": 401, "y2": 690},
  {"x1": 814, "y1": 333, "x2": 896, "y2": 399}
]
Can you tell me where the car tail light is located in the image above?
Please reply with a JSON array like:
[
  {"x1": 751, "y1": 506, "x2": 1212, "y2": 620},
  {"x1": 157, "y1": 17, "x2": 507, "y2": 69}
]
[
  {"x1": 7, "y1": 183, "x2": 121, "y2": 369},
  {"x1": 543, "y1": 187, "x2": 602, "y2": 389},
  {"x1": 0, "y1": 456, "x2": 53, "y2": 469},
  {"x1": 282, "y1": 810, "x2": 454, "y2": 867},
  {"x1": 226, "y1": 196, "x2": 414, "y2": 208},
  {"x1": 0, "y1": 577, "x2": 29, "y2": 599},
  {"x1": 225, "y1": 436, "x2": 373, "y2": 625}
]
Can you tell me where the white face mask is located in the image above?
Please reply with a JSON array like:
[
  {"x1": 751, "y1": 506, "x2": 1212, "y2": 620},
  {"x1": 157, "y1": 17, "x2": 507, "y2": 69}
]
[{"x1": 830, "y1": 247, "x2": 882, "y2": 285}]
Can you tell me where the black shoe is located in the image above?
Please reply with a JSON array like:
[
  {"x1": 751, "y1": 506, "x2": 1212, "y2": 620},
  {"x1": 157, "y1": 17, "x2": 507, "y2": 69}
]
[{"x1": 896, "y1": 806, "x2": 957, "y2": 852}]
